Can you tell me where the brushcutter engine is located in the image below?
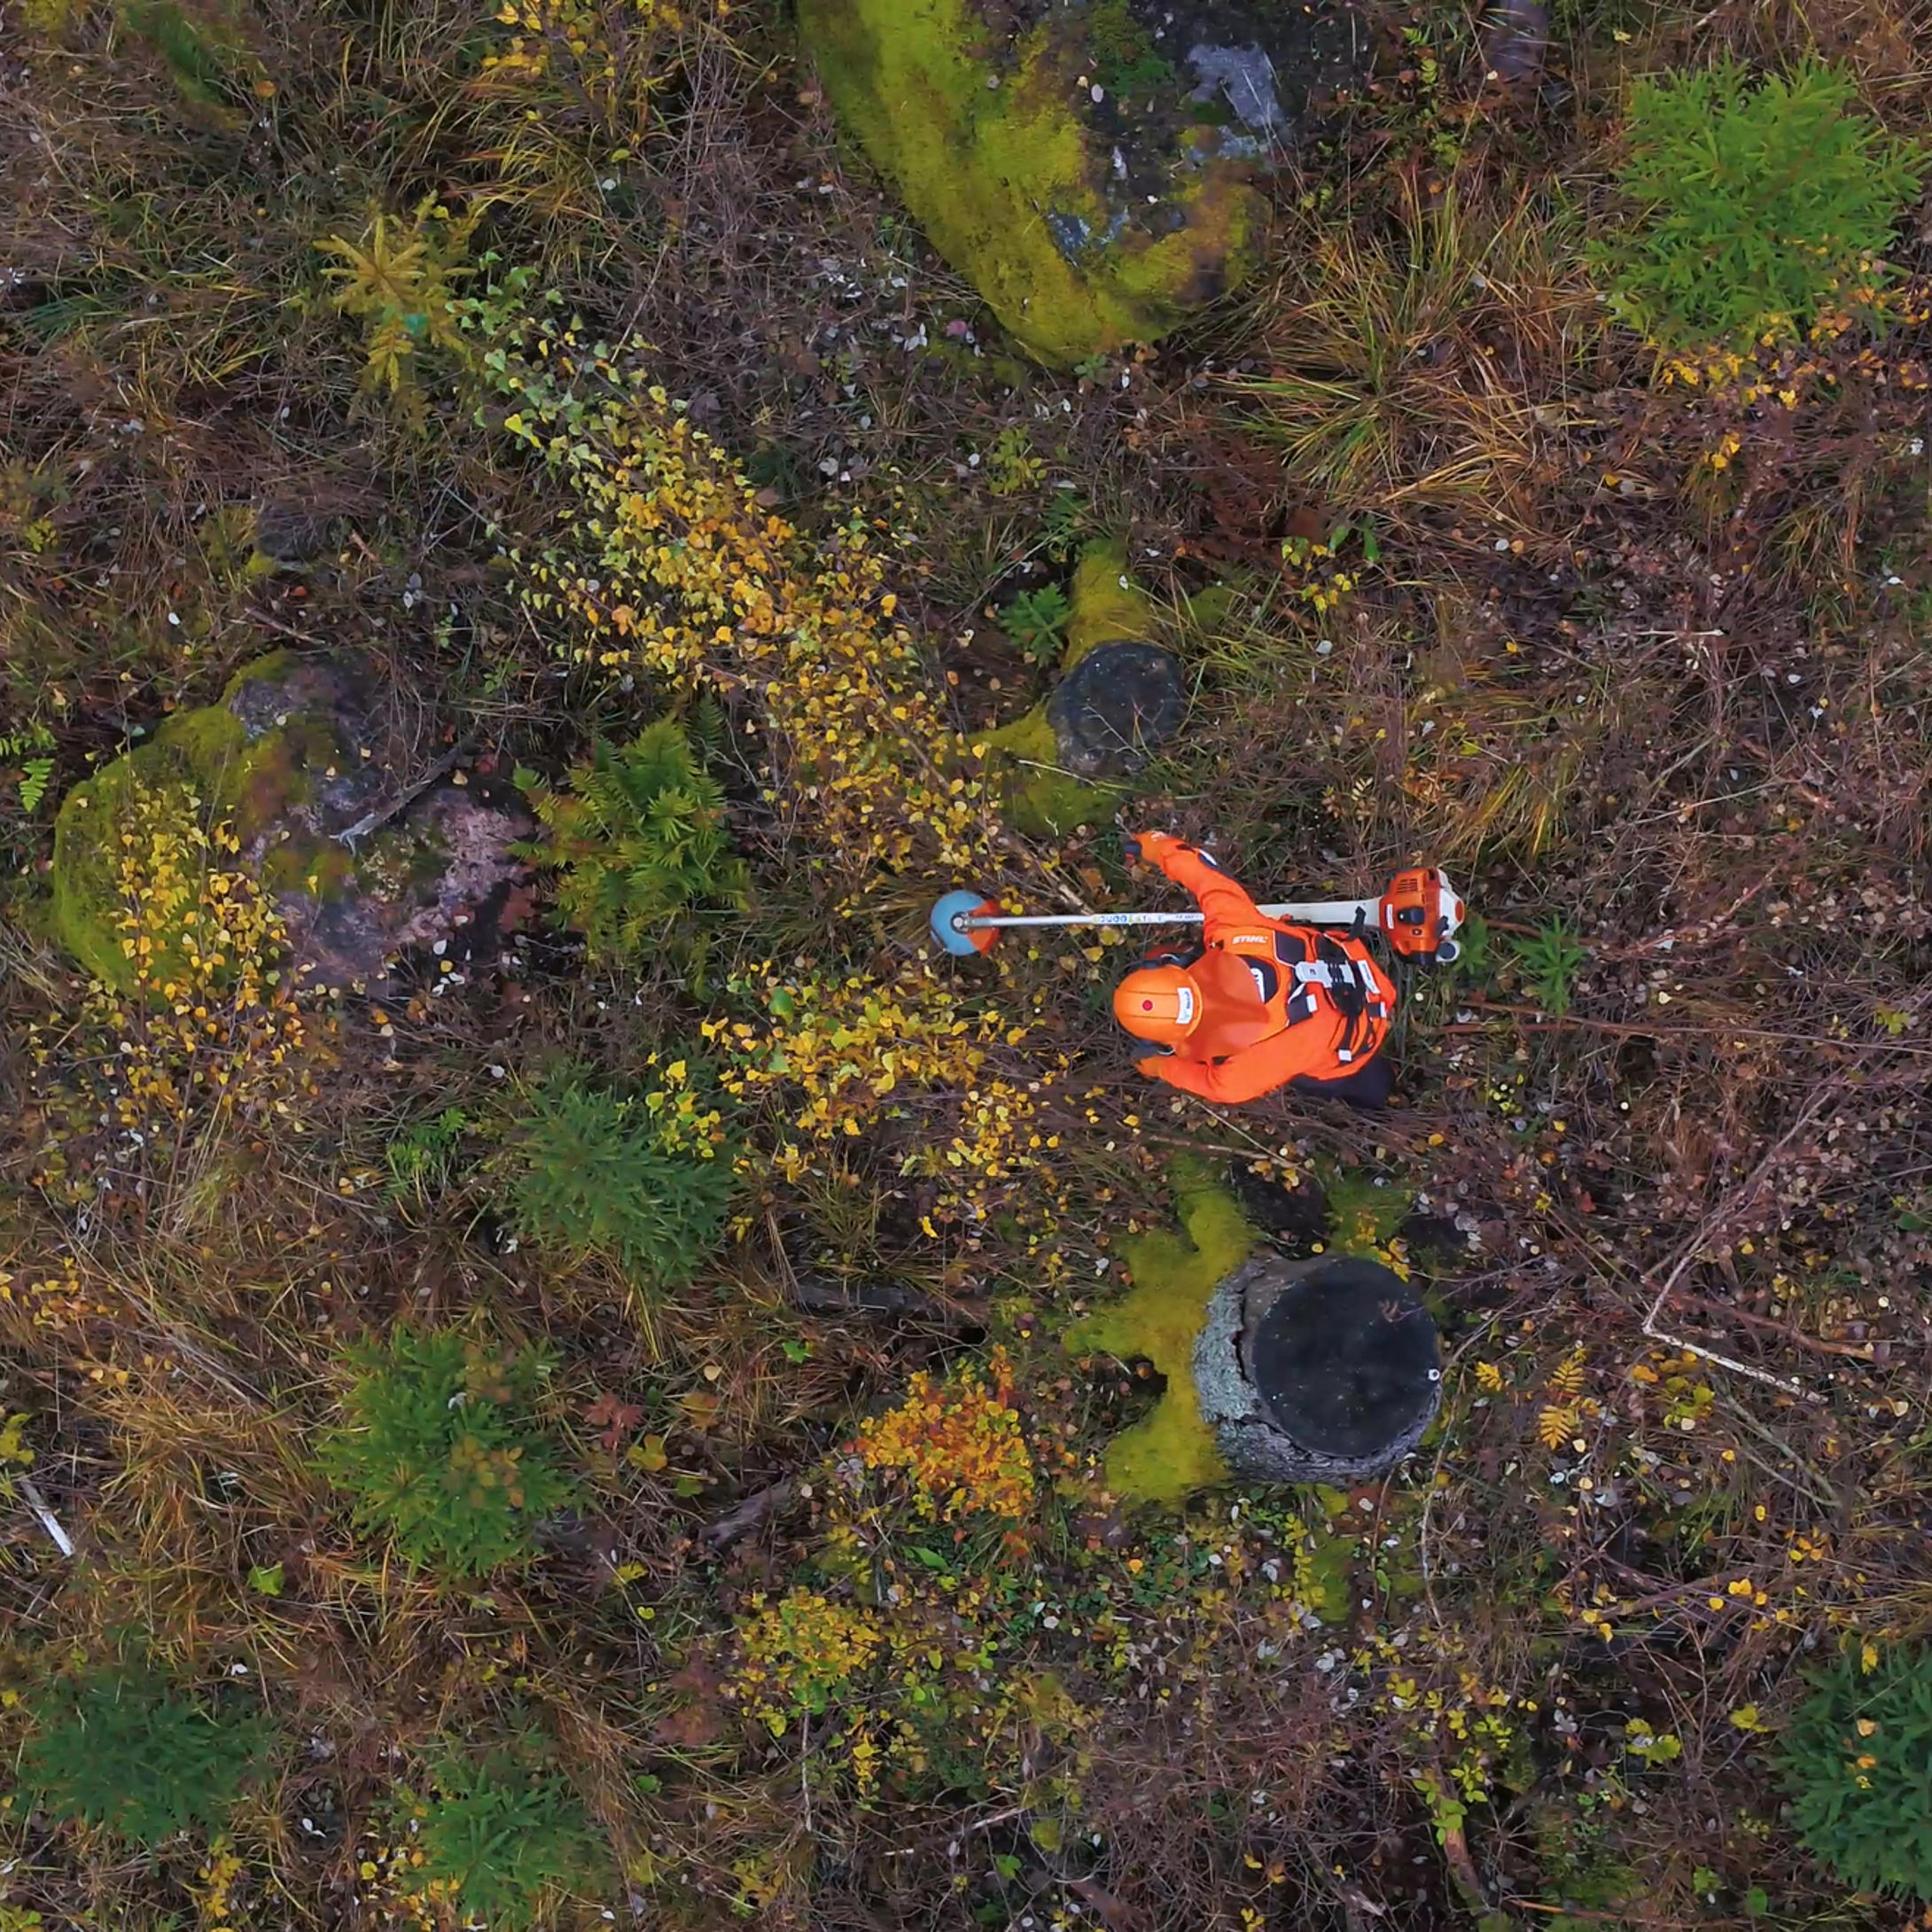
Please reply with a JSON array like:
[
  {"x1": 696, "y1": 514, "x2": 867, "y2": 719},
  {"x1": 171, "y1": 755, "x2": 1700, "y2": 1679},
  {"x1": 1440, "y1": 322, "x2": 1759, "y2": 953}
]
[{"x1": 1377, "y1": 867, "x2": 1466, "y2": 966}]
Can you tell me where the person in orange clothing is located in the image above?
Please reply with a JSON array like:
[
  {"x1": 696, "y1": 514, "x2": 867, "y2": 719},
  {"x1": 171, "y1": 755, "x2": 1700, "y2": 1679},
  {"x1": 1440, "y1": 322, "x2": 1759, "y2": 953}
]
[{"x1": 1113, "y1": 830, "x2": 1398, "y2": 1109}]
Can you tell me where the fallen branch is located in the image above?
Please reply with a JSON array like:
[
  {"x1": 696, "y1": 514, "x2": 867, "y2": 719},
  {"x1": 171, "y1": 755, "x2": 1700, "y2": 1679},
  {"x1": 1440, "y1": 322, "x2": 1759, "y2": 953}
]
[{"x1": 700, "y1": 1477, "x2": 799, "y2": 1553}]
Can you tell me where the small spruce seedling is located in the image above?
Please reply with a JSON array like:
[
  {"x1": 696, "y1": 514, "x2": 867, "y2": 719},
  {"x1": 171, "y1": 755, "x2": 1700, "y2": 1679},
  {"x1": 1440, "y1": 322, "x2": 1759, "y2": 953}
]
[
  {"x1": 409, "y1": 1746, "x2": 607, "y2": 1931},
  {"x1": 318, "y1": 1329, "x2": 575, "y2": 1576},
  {"x1": 1511, "y1": 915, "x2": 1585, "y2": 1017},
  {"x1": 17, "y1": 1669, "x2": 276, "y2": 1845},
  {"x1": 515, "y1": 720, "x2": 745, "y2": 968},
  {"x1": 1593, "y1": 58, "x2": 1922, "y2": 352},
  {"x1": 503, "y1": 1070, "x2": 733, "y2": 1289}
]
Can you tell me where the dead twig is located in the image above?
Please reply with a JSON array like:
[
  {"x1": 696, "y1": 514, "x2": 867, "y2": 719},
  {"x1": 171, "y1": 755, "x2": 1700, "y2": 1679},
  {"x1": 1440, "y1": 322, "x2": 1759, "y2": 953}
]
[{"x1": 700, "y1": 1477, "x2": 799, "y2": 1553}]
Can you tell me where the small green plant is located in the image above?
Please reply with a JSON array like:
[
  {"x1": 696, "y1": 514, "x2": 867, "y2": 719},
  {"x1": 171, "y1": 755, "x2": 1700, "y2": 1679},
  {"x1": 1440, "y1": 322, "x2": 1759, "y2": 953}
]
[
  {"x1": 384, "y1": 1106, "x2": 471, "y2": 1205},
  {"x1": 317, "y1": 1329, "x2": 575, "y2": 1576},
  {"x1": 1511, "y1": 915, "x2": 1585, "y2": 1017},
  {"x1": 119, "y1": 0, "x2": 236, "y2": 111},
  {"x1": 317, "y1": 197, "x2": 477, "y2": 420},
  {"x1": 1041, "y1": 489, "x2": 1092, "y2": 561},
  {"x1": 1621, "y1": 1718, "x2": 1684, "y2": 1769},
  {"x1": 515, "y1": 721, "x2": 745, "y2": 968},
  {"x1": 984, "y1": 425, "x2": 1046, "y2": 497},
  {"x1": 1784, "y1": 1644, "x2": 1932, "y2": 1897},
  {"x1": 502, "y1": 1069, "x2": 734, "y2": 1289},
  {"x1": 409, "y1": 1746, "x2": 606, "y2": 1931},
  {"x1": 1449, "y1": 909, "x2": 1492, "y2": 986},
  {"x1": 1592, "y1": 58, "x2": 1922, "y2": 352},
  {"x1": 16, "y1": 1669, "x2": 276, "y2": 1844},
  {"x1": 2, "y1": 722, "x2": 55, "y2": 816},
  {"x1": 1000, "y1": 583, "x2": 1073, "y2": 669}
]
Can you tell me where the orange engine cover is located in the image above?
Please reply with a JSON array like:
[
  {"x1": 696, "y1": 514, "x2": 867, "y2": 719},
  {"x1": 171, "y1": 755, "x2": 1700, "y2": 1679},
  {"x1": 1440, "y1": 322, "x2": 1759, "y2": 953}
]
[{"x1": 1380, "y1": 867, "x2": 1465, "y2": 961}]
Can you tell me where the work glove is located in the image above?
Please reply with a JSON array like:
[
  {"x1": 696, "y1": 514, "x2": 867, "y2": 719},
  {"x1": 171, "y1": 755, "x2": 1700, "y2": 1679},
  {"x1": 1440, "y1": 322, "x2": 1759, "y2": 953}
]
[{"x1": 1125, "y1": 829, "x2": 1178, "y2": 866}]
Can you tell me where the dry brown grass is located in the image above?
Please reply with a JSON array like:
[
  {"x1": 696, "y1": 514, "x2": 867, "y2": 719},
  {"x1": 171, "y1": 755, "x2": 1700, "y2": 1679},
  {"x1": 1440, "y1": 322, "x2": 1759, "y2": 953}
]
[{"x1": 1237, "y1": 176, "x2": 1609, "y2": 536}]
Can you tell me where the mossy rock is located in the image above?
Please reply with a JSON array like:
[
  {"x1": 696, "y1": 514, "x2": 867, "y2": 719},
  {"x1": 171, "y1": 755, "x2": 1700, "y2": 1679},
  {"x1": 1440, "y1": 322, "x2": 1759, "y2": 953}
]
[
  {"x1": 52, "y1": 656, "x2": 291, "y2": 987},
  {"x1": 1065, "y1": 1156, "x2": 1254, "y2": 1504},
  {"x1": 52, "y1": 652, "x2": 530, "y2": 994},
  {"x1": 799, "y1": 0, "x2": 1359, "y2": 365}
]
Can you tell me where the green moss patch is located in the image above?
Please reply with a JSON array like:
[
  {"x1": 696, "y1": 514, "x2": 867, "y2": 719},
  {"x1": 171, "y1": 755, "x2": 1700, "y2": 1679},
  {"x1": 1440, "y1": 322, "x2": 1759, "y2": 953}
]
[
  {"x1": 798, "y1": 0, "x2": 1261, "y2": 365},
  {"x1": 1067, "y1": 1157, "x2": 1254, "y2": 1504},
  {"x1": 1063, "y1": 540, "x2": 1155, "y2": 666},
  {"x1": 51, "y1": 708, "x2": 248, "y2": 988},
  {"x1": 984, "y1": 704, "x2": 1123, "y2": 838}
]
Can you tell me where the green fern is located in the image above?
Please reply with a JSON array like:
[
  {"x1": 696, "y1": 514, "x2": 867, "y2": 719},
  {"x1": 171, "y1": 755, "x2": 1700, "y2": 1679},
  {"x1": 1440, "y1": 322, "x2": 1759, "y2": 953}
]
[
  {"x1": 516, "y1": 721, "x2": 745, "y2": 967},
  {"x1": 317, "y1": 1329, "x2": 575, "y2": 1577},
  {"x1": 14, "y1": 758, "x2": 53, "y2": 815},
  {"x1": 17, "y1": 1668, "x2": 277, "y2": 1845},
  {"x1": 502, "y1": 1070, "x2": 733, "y2": 1289},
  {"x1": 1784, "y1": 1644, "x2": 1932, "y2": 1896}
]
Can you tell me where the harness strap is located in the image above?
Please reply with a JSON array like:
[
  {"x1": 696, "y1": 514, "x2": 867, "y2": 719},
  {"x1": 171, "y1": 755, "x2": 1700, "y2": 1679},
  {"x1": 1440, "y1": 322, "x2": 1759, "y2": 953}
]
[
  {"x1": 1313, "y1": 937, "x2": 1371, "y2": 1059},
  {"x1": 1292, "y1": 960, "x2": 1382, "y2": 992}
]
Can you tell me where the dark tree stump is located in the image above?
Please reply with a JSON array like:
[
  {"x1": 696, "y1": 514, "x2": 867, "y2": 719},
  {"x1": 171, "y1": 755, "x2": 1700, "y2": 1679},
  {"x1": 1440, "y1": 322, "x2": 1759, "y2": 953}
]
[
  {"x1": 1195, "y1": 1254, "x2": 1441, "y2": 1483},
  {"x1": 1046, "y1": 639, "x2": 1188, "y2": 779}
]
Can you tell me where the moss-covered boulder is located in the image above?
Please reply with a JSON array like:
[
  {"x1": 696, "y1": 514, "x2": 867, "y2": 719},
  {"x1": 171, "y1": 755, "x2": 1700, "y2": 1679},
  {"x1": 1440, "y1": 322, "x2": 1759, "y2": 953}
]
[
  {"x1": 52, "y1": 654, "x2": 530, "y2": 994},
  {"x1": 799, "y1": 0, "x2": 1359, "y2": 364}
]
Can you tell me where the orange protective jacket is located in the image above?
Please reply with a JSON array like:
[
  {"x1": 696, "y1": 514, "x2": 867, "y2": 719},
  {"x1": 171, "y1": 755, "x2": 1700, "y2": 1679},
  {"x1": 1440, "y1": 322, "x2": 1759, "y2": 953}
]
[{"x1": 1131, "y1": 832, "x2": 1397, "y2": 1105}]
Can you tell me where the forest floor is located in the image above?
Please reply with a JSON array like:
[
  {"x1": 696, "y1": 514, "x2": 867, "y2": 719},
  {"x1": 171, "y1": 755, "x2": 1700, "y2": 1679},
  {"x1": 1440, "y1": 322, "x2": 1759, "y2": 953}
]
[{"x1": 3, "y1": 0, "x2": 1932, "y2": 1928}]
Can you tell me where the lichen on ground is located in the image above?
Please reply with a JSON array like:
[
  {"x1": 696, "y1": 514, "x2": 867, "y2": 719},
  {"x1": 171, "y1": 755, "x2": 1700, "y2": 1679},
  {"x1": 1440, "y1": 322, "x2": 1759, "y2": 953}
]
[{"x1": 1065, "y1": 1155, "x2": 1253, "y2": 1503}]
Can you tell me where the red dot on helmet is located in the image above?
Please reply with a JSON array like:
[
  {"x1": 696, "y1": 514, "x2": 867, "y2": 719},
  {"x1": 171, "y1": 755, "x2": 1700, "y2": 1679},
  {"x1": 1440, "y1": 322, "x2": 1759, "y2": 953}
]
[{"x1": 1141, "y1": 1000, "x2": 1153, "y2": 1011}]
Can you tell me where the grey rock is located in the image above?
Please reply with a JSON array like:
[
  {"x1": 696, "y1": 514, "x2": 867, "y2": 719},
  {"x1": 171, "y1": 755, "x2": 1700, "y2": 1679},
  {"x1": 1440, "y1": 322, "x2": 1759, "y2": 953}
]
[
  {"x1": 221, "y1": 653, "x2": 532, "y2": 993},
  {"x1": 1186, "y1": 42, "x2": 1289, "y2": 135},
  {"x1": 252, "y1": 501, "x2": 337, "y2": 567}
]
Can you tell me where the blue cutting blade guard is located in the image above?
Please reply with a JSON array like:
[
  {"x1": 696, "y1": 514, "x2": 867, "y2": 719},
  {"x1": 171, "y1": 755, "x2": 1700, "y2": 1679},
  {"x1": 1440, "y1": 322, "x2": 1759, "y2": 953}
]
[{"x1": 931, "y1": 889, "x2": 991, "y2": 956}]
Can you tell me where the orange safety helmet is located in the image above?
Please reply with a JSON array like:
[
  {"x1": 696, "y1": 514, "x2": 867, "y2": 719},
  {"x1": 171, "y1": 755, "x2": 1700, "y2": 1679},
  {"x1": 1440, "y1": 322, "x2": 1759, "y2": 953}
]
[{"x1": 1112, "y1": 962, "x2": 1203, "y2": 1047}]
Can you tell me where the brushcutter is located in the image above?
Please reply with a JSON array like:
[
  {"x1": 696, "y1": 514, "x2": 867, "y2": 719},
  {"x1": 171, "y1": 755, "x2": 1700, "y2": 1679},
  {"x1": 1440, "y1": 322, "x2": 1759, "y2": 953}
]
[{"x1": 931, "y1": 866, "x2": 1466, "y2": 965}]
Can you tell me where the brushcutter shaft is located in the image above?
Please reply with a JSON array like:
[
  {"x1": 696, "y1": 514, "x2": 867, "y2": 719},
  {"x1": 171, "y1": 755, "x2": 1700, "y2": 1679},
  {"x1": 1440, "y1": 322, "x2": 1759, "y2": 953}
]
[
  {"x1": 954, "y1": 900, "x2": 1379, "y2": 933},
  {"x1": 931, "y1": 870, "x2": 1462, "y2": 962}
]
